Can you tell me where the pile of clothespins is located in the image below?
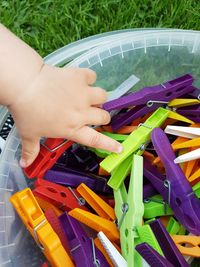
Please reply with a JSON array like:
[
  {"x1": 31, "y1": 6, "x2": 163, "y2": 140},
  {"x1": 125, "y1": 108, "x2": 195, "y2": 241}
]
[{"x1": 10, "y1": 74, "x2": 200, "y2": 267}]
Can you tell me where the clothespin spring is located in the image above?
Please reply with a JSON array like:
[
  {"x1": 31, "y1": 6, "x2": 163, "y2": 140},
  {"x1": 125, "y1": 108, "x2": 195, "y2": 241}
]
[
  {"x1": 33, "y1": 219, "x2": 47, "y2": 251},
  {"x1": 91, "y1": 238, "x2": 100, "y2": 267},
  {"x1": 68, "y1": 187, "x2": 85, "y2": 206},
  {"x1": 117, "y1": 203, "x2": 129, "y2": 229},
  {"x1": 42, "y1": 139, "x2": 68, "y2": 152},
  {"x1": 164, "y1": 180, "x2": 171, "y2": 206}
]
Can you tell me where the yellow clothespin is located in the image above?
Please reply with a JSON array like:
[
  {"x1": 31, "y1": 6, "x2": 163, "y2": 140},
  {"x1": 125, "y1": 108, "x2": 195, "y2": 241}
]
[
  {"x1": 10, "y1": 188, "x2": 74, "y2": 267},
  {"x1": 168, "y1": 98, "x2": 200, "y2": 108}
]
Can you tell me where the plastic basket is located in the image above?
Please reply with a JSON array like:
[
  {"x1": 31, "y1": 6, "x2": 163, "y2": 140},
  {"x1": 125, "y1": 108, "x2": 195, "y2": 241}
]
[{"x1": 0, "y1": 29, "x2": 200, "y2": 266}]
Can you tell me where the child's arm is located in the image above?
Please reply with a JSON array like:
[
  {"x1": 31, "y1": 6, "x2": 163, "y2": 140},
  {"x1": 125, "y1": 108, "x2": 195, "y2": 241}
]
[{"x1": 0, "y1": 24, "x2": 123, "y2": 167}]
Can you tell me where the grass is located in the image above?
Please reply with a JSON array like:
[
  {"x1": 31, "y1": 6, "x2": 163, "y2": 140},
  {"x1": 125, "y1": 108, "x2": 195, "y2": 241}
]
[{"x1": 0, "y1": 0, "x2": 200, "y2": 57}]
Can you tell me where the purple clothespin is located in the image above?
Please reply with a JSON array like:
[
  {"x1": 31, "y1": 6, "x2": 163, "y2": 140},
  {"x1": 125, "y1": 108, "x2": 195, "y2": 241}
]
[
  {"x1": 59, "y1": 212, "x2": 109, "y2": 267},
  {"x1": 149, "y1": 219, "x2": 189, "y2": 267},
  {"x1": 103, "y1": 74, "x2": 194, "y2": 112},
  {"x1": 143, "y1": 182, "x2": 158, "y2": 199},
  {"x1": 177, "y1": 105, "x2": 200, "y2": 123},
  {"x1": 185, "y1": 86, "x2": 200, "y2": 99},
  {"x1": 145, "y1": 128, "x2": 200, "y2": 235},
  {"x1": 135, "y1": 243, "x2": 174, "y2": 267},
  {"x1": 45, "y1": 167, "x2": 112, "y2": 194},
  {"x1": 71, "y1": 145, "x2": 99, "y2": 172}
]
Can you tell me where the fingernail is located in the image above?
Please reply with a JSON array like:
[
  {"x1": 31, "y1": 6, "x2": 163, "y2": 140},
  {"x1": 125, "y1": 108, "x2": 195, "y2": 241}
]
[
  {"x1": 19, "y1": 158, "x2": 27, "y2": 168},
  {"x1": 116, "y1": 144, "x2": 123, "y2": 154}
]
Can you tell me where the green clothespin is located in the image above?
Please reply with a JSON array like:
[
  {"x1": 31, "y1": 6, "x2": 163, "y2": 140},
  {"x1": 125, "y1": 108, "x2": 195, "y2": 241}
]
[
  {"x1": 178, "y1": 225, "x2": 186, "y2": 235},
  {"x1": 143, "y1": 195, "x2": 173, "y2": 219},
  {"x1": 100, "y1": 107, "x2": 169, "y2": 173},
  {"x1": 90, "y1": 147, "x2": 110, "y2": 158},
  {"x1": 114, "y1": 155, "x2": 162, "y2": 267},
  {"x1": 166, "y1": 217, "x2": 181, "y2": 235},
  {"x1": 193, "y1": 182, "x2": 200, "y2": 198},
  {"x1": 102, "y1": 132, "x2": 128, "y2": 142},
  {"x1": 108, "y1": 154, "x2": 132, "y2": 190}
]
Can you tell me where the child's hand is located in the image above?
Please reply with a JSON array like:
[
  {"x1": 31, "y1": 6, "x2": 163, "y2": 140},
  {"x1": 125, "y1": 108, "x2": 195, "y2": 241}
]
[{"x1": 9, "y1": 65, "x2": 123, "y2": 167}]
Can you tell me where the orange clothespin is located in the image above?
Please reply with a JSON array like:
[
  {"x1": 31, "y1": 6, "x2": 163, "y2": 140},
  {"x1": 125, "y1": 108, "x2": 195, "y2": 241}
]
[
  {"x1": 102, "y1": 125, "x2": 113, "y2": 133},
  {"x1": 159, "y1": 216, "x2": 171, "y2": 228},
  {"x1": 35, "y1": 196, "x2": 63, "y2": 216},
  {"x1": 184, "y1": 158, "x2": 197, "y2": 179},
  {"x1": 69, "y1": 208, "x2": 119, "y2": 243},
  {"x1": 188, "y1": 161, "x2": 200, "y2": 184},
  {"x1": 116, "y1": 125, "x2": 137, "y2": 134},
  {"x1": 77, "y1": 183, "x2": 116, "y2": 221},
  {"x1": 171, "y1": 235, "x2": 200, "y2": 257},
  {"x1": 143, "y1": 151, "x2": 155, "y2": 163},
  {"x1": 10, "y1": 188, "x2": 74, "y2": 267},
  {"x1": 173, "y1": 137, "x2": 200, "y2": 149},
  {"x1": 69, "y1": 184, "x2": 119, "y2": 243},
  {"x1": 98, "y1": 166, "x2": 110, "y2": 176}
]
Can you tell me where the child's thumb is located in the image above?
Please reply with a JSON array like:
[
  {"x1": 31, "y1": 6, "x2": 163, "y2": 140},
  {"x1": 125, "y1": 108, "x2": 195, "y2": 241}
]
[{"x1": 20, "y1": 137, "x2": 40, "y2": 168}]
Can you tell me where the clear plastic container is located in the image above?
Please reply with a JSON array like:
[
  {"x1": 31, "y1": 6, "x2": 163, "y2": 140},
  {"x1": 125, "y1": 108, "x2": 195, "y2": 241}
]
[{"x1": 0, "y1": 29, "x2": 200, "y2": 266}]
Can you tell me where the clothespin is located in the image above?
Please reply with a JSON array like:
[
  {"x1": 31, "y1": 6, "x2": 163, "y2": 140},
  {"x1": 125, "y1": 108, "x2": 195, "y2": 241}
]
[
  {"x1": 148, "y1": 128, "x2": 200, "y2": 235},
  {"x1": 107, "y1": 74, "x2": 140, "y2": 101},
  {"x1": 187, "y1": 160, "x2": 200, "y2": 184},
  {"x1": 45, "y1": 209, "x2": 70, "y2": 253},
  {"x1": 100, "y1": 107, "x2": 170, "y2": 173},
  {"x1": 166, "y1": 216, "x2": 183, "y2": 235},
  {"x1": 97, "y1": 231, "x2": 127, "y2": 267},
  {"x1": 171, "y1": 234, "x2": 200, "y2": 258},
  {"x1": 143, "y1": 194, "x2": 173, "y2": 219},
  {"x1": 165, "y1": 125, "x2": 200, "y2": 139},
  {"x1": 116, "y1": 125, "x2": 137, "y2": 134},
  {"x1": 58, "y1": 212, "x2": 109, "y2": 267},
  {"x1": 143, "y1": 182, "x2": 158, "y2": 199},
  {"x1": 103, "y1": 74, "x2": 194, "y2": 112},
  {"x1": 102, "y1": 132, "x2": 128, "y2": 142},
  {"x1": 71, "y1": 145, "x2": 98, "y2": 172},
  {"x1": 108, "y1": 75, "x2": 196, "y2": 131},
  {"x1": 76, "y1": 183, "x2": 116, "y2": 221},
  {"x1": 149, "y1": 219, "x2": 189, "y2": 267},
  {"x1": 68, "y1": 184, "x2": 120, "y2": 244},
  {"x1": 33, "y1": 179, "x2": 87, "y2": 212},
  {"x1": 45, "y1": 166, "x2": 112, "y2": 194},
  {"x1": 173, "y1": 137, "x2": 200, "y2": 149},
  {"x1": 111, "y1": 101, "x2": 194, "y2": 131},
  {"x1": 35, "y1": 196, "x2": 63, "y2": 216},
  {"x1": 175, "y1": 148, "x2": 200, "y2": 164},
  {"x1": 193, "y1": 182, "x2": 200, "y2": 198},
  {"x1": 10, "y1": 188, "x2": 74, "y2": 267},
  {"x1": 24, "y1": 138, "x2": 73, "y2": 179},
  {"x1": 68, "y1": 208, "x2": 119, "y2": 243},
  {"x1": 107, "y1": 154, "x2": 132, "y2": 190},
  {"x1": 114, "y1": 155, "x2": 162, "y2": 267},
  {"x1": 135, "y1": 243, "x2": 174, "y2": 267},
  {"x1": 177, "y1": 104, "x2": 200, "y2": 123},
  {"x1": 167, "y1": 98, "x2": 200, "y2": 108},
  {"x1": 165, "y1": 125, "x2": 200, "y2": 163}
]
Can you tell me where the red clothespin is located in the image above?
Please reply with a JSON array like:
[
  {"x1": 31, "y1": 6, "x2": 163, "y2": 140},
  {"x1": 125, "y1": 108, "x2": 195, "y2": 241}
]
[
  {"x1": 24, "y1": 138, "x2": 73, "y2": 179},
  {"x1": 33, "y1": 179, "x2": 87, "y2": 212}
]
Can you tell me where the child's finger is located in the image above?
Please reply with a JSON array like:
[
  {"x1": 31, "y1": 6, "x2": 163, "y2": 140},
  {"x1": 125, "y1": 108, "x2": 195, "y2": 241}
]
[
  {"x1": 20, "y1": 137, "x2": 40, "y2": 168},
  {"x1": 85, "y1": 107, "x2": 111, "y2": 126},
  {"x1": 89, "y1": 87, "x2": 108, "y2": 105},
  {"x1": 71, "y1": 126, "x2": 123, "y2": 154},
  {"x1": 78, "y1": 68, "x2": 97, "y2": 85}
]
